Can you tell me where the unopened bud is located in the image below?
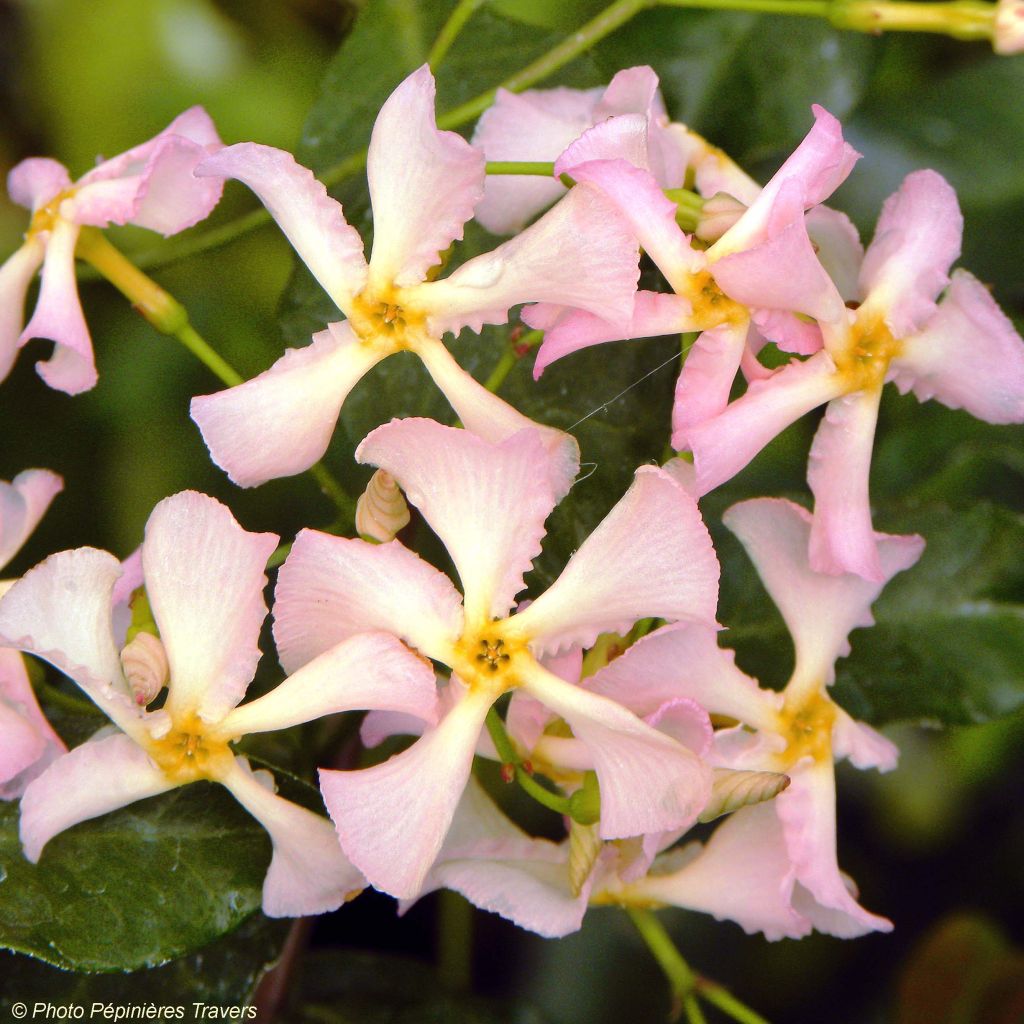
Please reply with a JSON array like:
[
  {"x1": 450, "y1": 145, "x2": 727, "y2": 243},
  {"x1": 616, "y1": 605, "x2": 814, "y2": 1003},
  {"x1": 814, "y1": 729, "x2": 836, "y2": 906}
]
[
  {"x1": 696, "y1": 191, "x2": 748, "y2": 243},
  {"x1": 995, "y1": 0, "x2": 1024, "y2": 53},
  {"x1": 120, "y1": 631, "x2": 169, "y2": 707},
  {"x1": 356, "y1": 469, "x2": 411, "y2": 543},
  {"x1": 567, "y1": 770, "x2": 601, "y2": 826},
  {"x1": 568, "y1": 819, "x2": 603, "y2": 897},
  {"x1": 698, "y1": 768, "x2": 790, "y2": 823}
]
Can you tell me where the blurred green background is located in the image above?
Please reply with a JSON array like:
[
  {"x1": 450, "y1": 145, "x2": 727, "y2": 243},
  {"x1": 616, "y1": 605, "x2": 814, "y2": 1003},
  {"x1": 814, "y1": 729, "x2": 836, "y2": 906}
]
[{"x1": 1, "y1": 1, "x2": 1023, "y2": 1021}]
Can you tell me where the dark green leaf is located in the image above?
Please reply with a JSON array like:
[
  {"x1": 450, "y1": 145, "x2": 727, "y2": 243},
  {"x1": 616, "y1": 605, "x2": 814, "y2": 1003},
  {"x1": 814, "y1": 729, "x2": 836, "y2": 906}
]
[{"x1": 0, "y1": 783, "x2": 269, "y2": 971}]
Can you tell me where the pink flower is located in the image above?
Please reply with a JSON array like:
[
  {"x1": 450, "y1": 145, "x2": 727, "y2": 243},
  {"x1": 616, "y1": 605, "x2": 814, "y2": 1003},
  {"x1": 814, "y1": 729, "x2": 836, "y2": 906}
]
[
  {"x1": 685, "y1": 170, "x2": 1024, "y2": 579},
  {"x1": 522, "y1": 106, "x2": 858, "y2": 445},
  {"x1": 471, "y1": 66, "x2": 694, "y2": 234},
  {"x1": 0, "y1": 469, "x2": 65, "y2": 798},
  {"x1": 584, "y1": 498, "x2": 923, "y2": 938},
  {"x1": 0, "y1": 491, "x2": 437, "y2": 917},
  {"x1": 271, "y1": 418, "x2": 720, "y2": 899},
  {"x1": 0, "y1": 109, "x2": 223, "y2": 394},
  {"x1": 190, "y1": 65, "x2": 639, "y2": 497}
]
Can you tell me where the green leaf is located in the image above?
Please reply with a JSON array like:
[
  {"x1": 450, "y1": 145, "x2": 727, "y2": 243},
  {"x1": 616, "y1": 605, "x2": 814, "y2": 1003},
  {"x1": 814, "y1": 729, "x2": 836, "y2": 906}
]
[
  {"x1": 0, "y1": 783, "x2": 269, "y2": 971},
  {"x1": 719, "y1": 502, "x2": 1024, "y2": 726},
  {"x1": 0, "y1": 914, "x2": 288, "y2": 1006}
]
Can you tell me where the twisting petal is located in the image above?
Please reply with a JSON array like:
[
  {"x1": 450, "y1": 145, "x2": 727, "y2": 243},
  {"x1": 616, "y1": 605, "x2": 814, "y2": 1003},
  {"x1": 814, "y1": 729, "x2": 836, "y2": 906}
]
[
  {"x1": 414, "y1": 337, "x2": 580, "y2": 500},
  {"x1": 20, "y1": 218, "x2": 95, "y2": 394},
  {"x1": 681, "y1": 352, "x2": 844, "y2": 492},
  {"x1": 891, "y1": 269, "x2": 1024, "y2": 424},
  {"x1": 0, "y1": 468, "x2": 63, "y2": 569},
  {"x1": 555, "y1": 114, "x2": 654, "y2": 177},
  {"x1": 722, "y1": 498, "x2": 924, "y2": 686},
  {"x1": 367, "y1": 65, "x2": 484, "y2": 288},
  {"x1": 511, "y1": 466, "x2": 719, "y2": 656},
  {"x1": 273, "y1": 530, "x2": 464, "y2": 672},
  {"x1": 321, "y1": 685, "x2": 494, "y2": 899},
  {"x1": 858, "y1": 170, "x2": 962, "y2": 338},
  {"x1": 357, "y1": 419, "x2": 557, "y2": 626},
  {"x1": 586, "y1": 622, "x2": 781, "y2": 732},
  {"x1": 220, "y1": 758, "x2": 365, "y2": 917},
  {"x1": 0, "y1": 240, "x2": 45, "y2": 384},
  {"x1": 672, "y1": 322, "x2": 751, "y2": 436},
  {"x1": 196, "y1": 144, "x2": 367, "y2": 314},
  {"x1": 19, "y1": 732, "x2": 175, "y2": 862},
  {"x1": 626, "y1": 804, "x2": 810, "y2": 940},
  {"x1": 0, "y1": 548, "x2": 140, "y2": 733},
  {"x1": 219, "y1": 632, "x2": 438, "y2": 738},
  {"x1": 142, "y1": 492, "x2": 277, "y2": 723},
  {"x1": 521, "y1": 663, "x2": 712, "y2": 839},
  {"x1": 527, "y1": 291, "x2": 692, "y2": 379},
  {"x1": 7, "y1": 158, "x2": 72, "y2": 211},
  {"x1": 832, "y1": 709, "x2": 898, "y2": 772},
  {"x1": 805, "y1": 205, "x2": 863, "y2": 304},
  {"x1": 191, "y1": 322, "x2": 384, "y2": 487},
  {"x1": 417, "y1": 182, "x2": 639, "y2": 336},
  {"x1": 471, "y1": 85, "x2": 603, "y2": 234},
  {"x1": 777, "y1": 759, "x2": 892, "y2": 936},
  {"x1": 807, "y1": 388, "x2": 884, "y2": 580}
]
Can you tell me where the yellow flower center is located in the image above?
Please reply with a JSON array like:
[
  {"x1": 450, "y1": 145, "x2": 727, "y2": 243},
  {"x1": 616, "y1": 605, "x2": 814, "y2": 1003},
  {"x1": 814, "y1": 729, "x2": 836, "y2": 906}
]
[
  {"x1": 775, "y1": 690, "x2": 836, "y2": 769},
  {"x1": 146, "y1": 715, "x2": 234, "y2": 785},
  {"x1": 449, "y1": 624, "x2": 529, "y2": 697},
  {"x1": 836, "y1": 311, "x2": 902, "y2": 391},
  {"x1": 349, "y1": 285, "x2": 426, "y2": 351},
  {"x1": 683, "y1": 270, "x2": 746, "y2": 330},
  {"x1": 27, "y1": 188, "x2": 76, "y2": 240}
]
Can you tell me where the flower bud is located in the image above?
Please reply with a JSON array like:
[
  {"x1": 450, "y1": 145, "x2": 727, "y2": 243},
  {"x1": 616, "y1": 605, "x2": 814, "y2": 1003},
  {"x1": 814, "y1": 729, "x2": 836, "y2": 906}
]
[
  {"x1": 695, "y1": 191, "x2": 748, "y2": 243},
  {"x1": 568, "y1": 819, "x2": 602, "y2": 897},
  {"x1": 356, "y1": 469, "x2": 411, "y2": 543},
  {"x1": 995, "y1": 0, "x2": 1024, "y2": 54},
  {"x1": 120, "y1": 631, "x2": 170, "y2": 707}
]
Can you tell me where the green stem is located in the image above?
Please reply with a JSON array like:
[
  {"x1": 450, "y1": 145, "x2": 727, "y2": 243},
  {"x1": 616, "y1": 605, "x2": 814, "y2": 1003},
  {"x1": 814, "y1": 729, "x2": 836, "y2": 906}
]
[
  {"x1": 485, "y1": 160, "x2": 557, "y2": 176},
  {"x1": 75, "y1": 229, "x2": 354, "y2": 517},
  {"x1": 428, "y1": 0, "x2": 486, "y2": 69},
  {"x1": 627, "y1": 908, "x2": 698, "y2": 1003},
  {"x1": 483, "y1": 329, "x2": 543, "y2": 393},
  {"x1": 684, "y1": 995, "x2": 709, "y2": 1024},
  {"x1": 484, "y1": 708, "x2": 575, "y2": 816},
  {"x1": 696, "y1": 981, "x2": 772, "y2": 1024},
  {"x1": 436, "y1": 890, "x2": 474, "y2": 991}
]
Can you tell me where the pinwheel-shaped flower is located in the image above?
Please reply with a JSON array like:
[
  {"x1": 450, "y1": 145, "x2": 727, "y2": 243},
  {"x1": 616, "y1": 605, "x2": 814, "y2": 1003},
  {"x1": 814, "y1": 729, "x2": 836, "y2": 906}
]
[
  {"x1": 0, "y1": 109, "x2": 223, "y2": 393},
  {"x1": 522, "y1": 105, "x2": 858, "y2": 447},
  {"x1": 0, "y1": 470, "x2": 65, "y2": 798},
  {"x1": 190, "y1": 65, "x2": 638, "y2": 496},
  {"x1": 685, "y1": 171, "x2": 1024, "y2": 580},
  {"x1": 0, "y1": 491, "x2": 437, "y2": 916},
  {"x1": 272, "y1": 418, "x2": 720, "y2": 899}
]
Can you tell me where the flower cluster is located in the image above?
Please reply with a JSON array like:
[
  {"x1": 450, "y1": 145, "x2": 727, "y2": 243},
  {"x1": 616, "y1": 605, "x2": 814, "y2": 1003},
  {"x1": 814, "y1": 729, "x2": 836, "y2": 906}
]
[{"x1": 1, "y1": 60, "x2": 1022, "y2": 961}]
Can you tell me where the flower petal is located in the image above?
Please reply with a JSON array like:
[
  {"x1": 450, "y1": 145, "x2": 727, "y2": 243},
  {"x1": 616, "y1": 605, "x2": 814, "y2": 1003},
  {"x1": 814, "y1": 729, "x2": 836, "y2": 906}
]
[
  {"x1": 196, "y1": 144, "x2": 367, "y2": 313},
  {"x1": 858, "y1": 170, "x2": 962, "y2": 338},
  {"x1": 805, "y1": 205, "x2": 863, "y2": 304},
  {"x1": 528, "y1": 291, "x2": 691, "y2": 379},
  {"x1": 722, "y1": 498, "x2": 924, "y2": 685},
  {"x1": 220, "y1": 632, "x2": 437, "y2": 738},
  {"x1": 511, "y1": 466, "x2": 719, "y2": 656},
  {"x1": 0, "y1": 468, "x2": 63, "y2": 570},
  {"x1": 521, "y1": 663, "x2": 712, "y2": 839},
  {"x1": 143, "y1": 492, "x2": 277, "y2": 723},
  {"x1": 891, "y1": 269, "x2": 1024, "y2": 424},
  {"x1": 19, "y1": 732, "x2": 174, "y2": 862},
  {"x1": 273, "y1": 529, "x2": 464, "y2": 672},
  {"x1": 832, "y1": 708, "x2": 898, "y2": 772},
  {"x1": 357, "y1": 418, "x2": 558, "y2": 625},
  {"x1": 586, "y1": 622, "x2": 781, "y2": 732},
  {"x1": 672, "y1": 322, "x2": 750, "y2": 436},
  {"x1": 8, "y1": 158, "x2": 72, "y2": 211},
  {"x1": 221, "y1": 758, "x2": 364, "y2": 917},
  {"x1": 471, "y1": 85, "x2": 602, "y2": 234},
  {"x1": 20, "y1": 219, "x2": 96, "y2": 394},
  {"x1": 414, "y1": 337, "x2": 580, "y2": 499},
  {"x1": 681, "y1": 352, "x2": 843, "y2": 492},
  {"x1": 777, "y1": 759, "x2": 892, "y2": 936},
  {"x1": 320, "y1": 685, "x2": 493, "y2": 899},
  {"x1": 0, "y1": 548, "x2": 138, "y2": 730},
  {"x1": 191, "y1": 321, "x2": 383, "y2": 487},
  {"x1": 0, "y1": 240, "x2": 45, "y2": 384},
  {"x1": 417, "y1": 182, "x2": 639, "y2": 336},
  {"x1": 367, "y1": 65, "x2": 484, "y2": 288},
  {"x1": 628, "y1": 804, "x2": 810, "y2": 940}
]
